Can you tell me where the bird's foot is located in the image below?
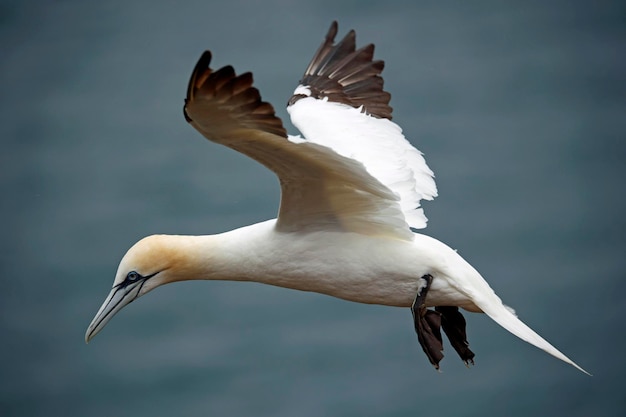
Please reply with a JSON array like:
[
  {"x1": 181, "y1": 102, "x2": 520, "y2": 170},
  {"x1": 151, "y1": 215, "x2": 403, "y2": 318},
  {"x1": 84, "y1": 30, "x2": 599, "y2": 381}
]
[
  {"x1": 436, "y1": 306, "x2": 475, "y2": 367},
  {"x1": 411, "y1": 274, "x2": 444, "y2": 369},
  {"x1": 411, "y1": 275, "x2": 475, "y2": 369}
]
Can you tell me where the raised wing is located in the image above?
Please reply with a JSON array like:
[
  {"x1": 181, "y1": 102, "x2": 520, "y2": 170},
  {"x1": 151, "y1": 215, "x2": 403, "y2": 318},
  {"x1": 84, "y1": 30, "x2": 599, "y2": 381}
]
[
  {"x1": 287, "y1": 21, "x2": 437, "y2": 229},
  {"x1": 184, "y1": 51, "x2": 414, "y2": 240}
]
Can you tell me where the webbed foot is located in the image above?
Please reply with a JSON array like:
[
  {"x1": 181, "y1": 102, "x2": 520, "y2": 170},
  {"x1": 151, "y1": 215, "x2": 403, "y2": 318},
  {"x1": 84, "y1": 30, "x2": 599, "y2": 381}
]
[
  {"x1": 436, "y1": 306, "x2": 475, "y2": 366},
  {"x1": 411, "y1": 274, "x2": 444, "y2": 369},
  {"x1": 411, "y1": 275, "x2": 475, "y2": 369}
]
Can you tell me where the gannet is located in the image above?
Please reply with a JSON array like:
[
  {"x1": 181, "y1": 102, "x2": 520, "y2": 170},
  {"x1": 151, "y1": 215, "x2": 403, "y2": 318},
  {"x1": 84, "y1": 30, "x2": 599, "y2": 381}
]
[{"x1": 85, "y1": 21, "x2": 588, "y2": 373}]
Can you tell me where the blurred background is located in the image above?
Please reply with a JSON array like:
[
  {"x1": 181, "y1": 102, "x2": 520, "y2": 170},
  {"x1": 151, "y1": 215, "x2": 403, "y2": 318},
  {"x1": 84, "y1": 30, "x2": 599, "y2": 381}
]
[{"x1": 1, "y1": 0, "x2": 625, "y2": 416}]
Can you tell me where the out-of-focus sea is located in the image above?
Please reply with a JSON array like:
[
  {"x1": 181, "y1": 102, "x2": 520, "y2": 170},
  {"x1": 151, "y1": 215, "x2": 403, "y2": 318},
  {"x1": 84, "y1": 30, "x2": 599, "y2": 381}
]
[{"x1": 1, "y1": 1, "x2": 625, "y2": 416}]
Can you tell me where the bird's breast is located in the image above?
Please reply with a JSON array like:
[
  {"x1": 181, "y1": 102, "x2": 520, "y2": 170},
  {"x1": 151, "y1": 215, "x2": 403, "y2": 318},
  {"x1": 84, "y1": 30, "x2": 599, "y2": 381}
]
[
  {"x1": 214, "y1": 221, "x2": 482, "y2": 310},
  {"x1": 237, "y1": 227, "x2": 433, "y2": 306}
]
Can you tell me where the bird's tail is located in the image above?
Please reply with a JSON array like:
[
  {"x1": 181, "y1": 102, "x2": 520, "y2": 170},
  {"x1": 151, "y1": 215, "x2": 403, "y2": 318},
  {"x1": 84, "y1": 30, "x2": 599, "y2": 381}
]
[{"x1": 479, "y1": 301, "x2": 590, "y2": 375}]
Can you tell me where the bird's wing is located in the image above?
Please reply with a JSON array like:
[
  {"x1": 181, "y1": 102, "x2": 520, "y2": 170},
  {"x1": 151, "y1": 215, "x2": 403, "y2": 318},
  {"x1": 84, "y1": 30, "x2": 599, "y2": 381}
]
[
  {"x1": 184, "y1": 51, "x2": 414, "y2": 240},
  {"x1": 287, "y1": 21, "x2": 437, "y2": 229}
]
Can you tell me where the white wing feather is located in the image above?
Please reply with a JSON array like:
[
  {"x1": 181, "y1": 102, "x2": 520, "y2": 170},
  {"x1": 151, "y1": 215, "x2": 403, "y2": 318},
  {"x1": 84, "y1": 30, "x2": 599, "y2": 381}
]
[
  {"x1": 184, "y1": 52, "x2": 415, "y2": 241},
  {"x1": 185, "y1": 22, "x2": 436, "y2": 239},
  {"x1": 288, "y1": 96, "x2": 437, "y2": 229},
  {"x1": 286, "y1": 21, "x2": 437, "y2": 230}
]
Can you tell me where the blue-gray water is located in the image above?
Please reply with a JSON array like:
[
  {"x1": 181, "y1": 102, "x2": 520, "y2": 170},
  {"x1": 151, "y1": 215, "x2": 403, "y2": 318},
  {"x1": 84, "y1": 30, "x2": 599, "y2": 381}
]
[{"x1": 2, "y1": 1, "x2": 625, "y2": 416}]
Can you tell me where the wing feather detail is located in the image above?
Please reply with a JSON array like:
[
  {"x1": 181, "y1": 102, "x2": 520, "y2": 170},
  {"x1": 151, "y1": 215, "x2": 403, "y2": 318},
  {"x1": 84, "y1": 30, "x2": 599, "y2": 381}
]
[
  {"x1": 185, "y1": 52, "x2": 287, "y2": 138},
  {"x1": 289, "y1": 21, "x2": 392, "y2": 120},
  {"x1": 288, "y1": 22, "x2": 438, "y2": 229},
  {"x1": 184, "y1": 51, "x2": 414, "y2": 240}
]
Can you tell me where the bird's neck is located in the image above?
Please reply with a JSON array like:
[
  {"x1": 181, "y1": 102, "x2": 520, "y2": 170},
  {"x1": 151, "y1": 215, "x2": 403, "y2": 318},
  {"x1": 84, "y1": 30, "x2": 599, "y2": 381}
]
[{"x1": 161, "y1": 221, "x2": 275, "y2": 285}]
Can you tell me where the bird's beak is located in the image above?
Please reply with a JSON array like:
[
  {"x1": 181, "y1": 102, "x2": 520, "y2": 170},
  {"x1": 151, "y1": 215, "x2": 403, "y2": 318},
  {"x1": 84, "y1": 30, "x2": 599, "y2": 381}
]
[{"x1": 85, "y1": 279, "x2": 147, "y2": 343}]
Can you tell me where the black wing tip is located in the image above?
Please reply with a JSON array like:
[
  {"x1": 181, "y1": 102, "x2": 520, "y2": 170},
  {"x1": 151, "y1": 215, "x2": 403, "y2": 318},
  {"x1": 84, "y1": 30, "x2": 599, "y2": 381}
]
[
  {"x1": 186, "y1": 51, "x2": 212, "y2": 100},
  {"x1": 292, "y1": 21, "x2": 393, "y2": 120},
  {"x1": 184, "y1": 51, "x2": 287, "y2": 138},
  {"x1": 198, "y1": 50, "x2": 213, "y2": 68},
  {"x1": 184, "y1": 50, "x2": 210, "y2": 122},
  {"x1": 326, "y1": 21, "x2": 339, "y2": 41}
]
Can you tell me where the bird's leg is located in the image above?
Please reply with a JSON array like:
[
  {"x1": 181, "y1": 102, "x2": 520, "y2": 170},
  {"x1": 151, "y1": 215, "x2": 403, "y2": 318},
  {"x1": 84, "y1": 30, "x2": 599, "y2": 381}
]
[
  {"x1": 411, "y1": 274, "x2": 444, "y2": 369},
  {"x1": 435, "y1": 306, "x2": 475, "y2": 366}
]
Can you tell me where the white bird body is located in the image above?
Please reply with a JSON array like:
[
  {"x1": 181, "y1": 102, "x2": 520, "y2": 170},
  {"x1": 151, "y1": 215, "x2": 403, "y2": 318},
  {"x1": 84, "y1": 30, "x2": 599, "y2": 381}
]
[
  {"x1": 86, "y1": 21, "x2": 587, "y2": 374},
  {"x1": 138, "y1": 220, "x2": 474, "y2": 309},
  {"x1": 118, "y1": 218, "x2": 585, "y2": 373}
]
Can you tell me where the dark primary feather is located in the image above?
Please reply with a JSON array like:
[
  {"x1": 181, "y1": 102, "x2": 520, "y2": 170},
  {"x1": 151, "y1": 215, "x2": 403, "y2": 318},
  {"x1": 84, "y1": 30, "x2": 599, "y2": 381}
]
[
  {"x1": 290, "y1": 21, "x2": 393, "y2": 120},
  {"x1": 182, "y1": 48, "x2": 410, "y2": 237},
  {"x1": 184, "y1": 51, "x2": 287, "y2": 138}
]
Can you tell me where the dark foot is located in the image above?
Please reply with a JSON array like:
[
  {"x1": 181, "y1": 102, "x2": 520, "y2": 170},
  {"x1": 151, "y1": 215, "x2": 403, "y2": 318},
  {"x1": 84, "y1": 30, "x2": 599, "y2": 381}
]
[
  {"x1": 436, "y1": 306, "x2": 475, "y2": 366},
  {"x1": 411, "y1": 274, "x2": 444, "y2": 369}
]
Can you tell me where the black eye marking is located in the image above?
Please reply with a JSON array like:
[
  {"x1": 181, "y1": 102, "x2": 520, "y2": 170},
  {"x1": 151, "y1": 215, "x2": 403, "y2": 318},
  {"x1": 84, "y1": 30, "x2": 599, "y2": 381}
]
[
  {"x1": 126, "y1": 271, "x2": 141, "y2": 282},
  {"x1": 113, "y1": 270, "x2": 159, "y2": 290}
]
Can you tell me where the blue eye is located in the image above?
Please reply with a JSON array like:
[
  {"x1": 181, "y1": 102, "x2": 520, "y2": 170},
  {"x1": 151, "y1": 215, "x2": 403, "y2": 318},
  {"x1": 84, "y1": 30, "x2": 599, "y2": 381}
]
[{"x1": 126, "y1": 271, "x2": 140, "y2": 281}]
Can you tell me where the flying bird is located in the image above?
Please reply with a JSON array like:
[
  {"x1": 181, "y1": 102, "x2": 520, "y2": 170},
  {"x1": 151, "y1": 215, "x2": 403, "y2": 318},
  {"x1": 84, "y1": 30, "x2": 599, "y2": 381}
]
[{"x1": 85, "y1": 21, "x2": 587, "y2": 373}]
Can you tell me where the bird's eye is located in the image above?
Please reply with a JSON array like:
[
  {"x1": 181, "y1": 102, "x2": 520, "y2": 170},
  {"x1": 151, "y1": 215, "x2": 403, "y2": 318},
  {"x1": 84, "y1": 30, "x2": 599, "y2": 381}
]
[{"x1": 126, "y1": 271, "x2": 140, "y2": 281}]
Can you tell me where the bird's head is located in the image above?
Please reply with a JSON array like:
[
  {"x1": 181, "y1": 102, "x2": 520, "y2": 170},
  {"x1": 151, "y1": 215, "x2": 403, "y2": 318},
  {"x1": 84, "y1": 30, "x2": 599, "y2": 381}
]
[{"x1": 84, "y1": 234, "x2": 192, "y2": 343}]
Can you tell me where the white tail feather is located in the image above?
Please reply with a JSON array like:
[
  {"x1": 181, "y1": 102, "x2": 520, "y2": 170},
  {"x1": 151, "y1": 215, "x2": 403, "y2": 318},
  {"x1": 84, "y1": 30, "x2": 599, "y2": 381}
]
[{"x1": 481, "y1": 302, "x2": 590, "y2": 375}]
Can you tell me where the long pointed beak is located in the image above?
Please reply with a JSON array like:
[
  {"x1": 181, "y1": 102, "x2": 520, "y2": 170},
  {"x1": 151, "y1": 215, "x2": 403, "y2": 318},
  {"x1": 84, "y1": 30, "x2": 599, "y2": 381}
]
[{"x1": 85, "y1": 279, "x2": 146, "y2": 343}]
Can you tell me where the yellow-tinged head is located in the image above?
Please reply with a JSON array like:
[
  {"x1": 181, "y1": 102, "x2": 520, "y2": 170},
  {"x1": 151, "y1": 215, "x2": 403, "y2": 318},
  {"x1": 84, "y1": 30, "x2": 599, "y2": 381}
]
[{"x1": 85, "y1": 234, "x2": 204, "y2": 343}]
